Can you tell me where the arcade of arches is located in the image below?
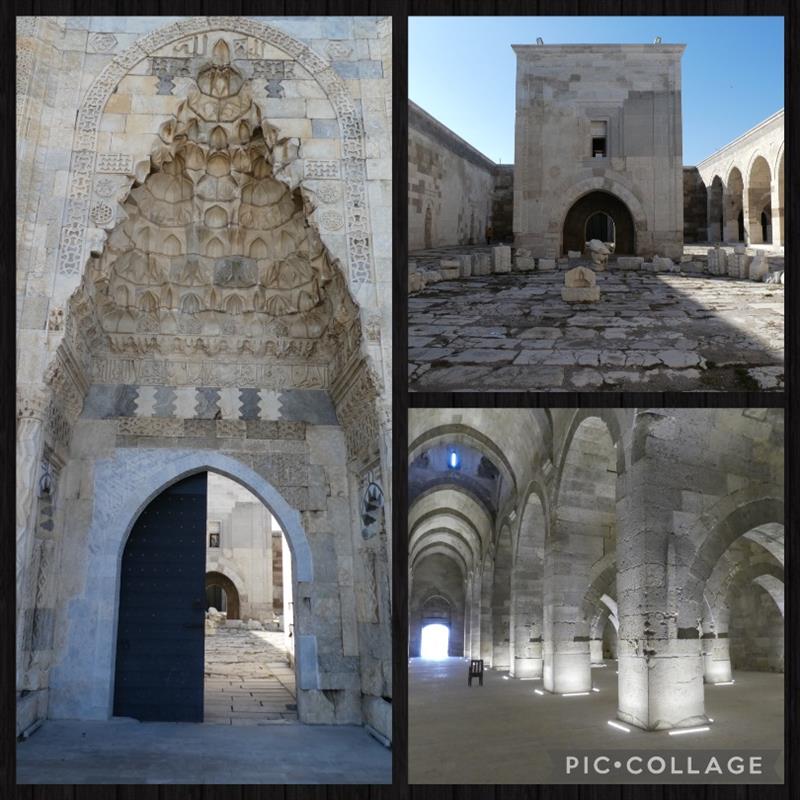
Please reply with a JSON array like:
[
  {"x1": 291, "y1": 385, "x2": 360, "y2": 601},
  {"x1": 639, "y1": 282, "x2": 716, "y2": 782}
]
[
  {"x1": 409, "y1": 408, "x2": 784, "y2": 784},
  {"x1": 16, "y1": 15, "x2": 392, "y2": 778}
]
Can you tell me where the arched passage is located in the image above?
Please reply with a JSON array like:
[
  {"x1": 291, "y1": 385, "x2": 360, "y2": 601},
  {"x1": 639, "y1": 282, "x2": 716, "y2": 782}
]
[
  {"x1": 747, "y1": 156, "x2": 772, "y2": 243},
  {"x1": 725, "y1": 167, "x2": 744, "y2": 242},
  {"x1": 562, "y1": 191, "x2": 635, "y2": 254},
  {"x1": 48, "y1": 449, "x2": 315, "y2": 722},
  {"x1": 510, "y1": 492, "x2": 546, "y2": 678},
  {"x1": 708, "y1": 175, "x2": 724, "y2": 241},
  {"x1": 205, "y1": 571, "x2": 241, "y2": 620}
]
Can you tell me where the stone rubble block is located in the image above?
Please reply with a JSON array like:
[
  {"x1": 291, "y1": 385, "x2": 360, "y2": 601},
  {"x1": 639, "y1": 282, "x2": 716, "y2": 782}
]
[
  {"x1": 458, "y1": 254, "x2": 473, "y2": 278},
  {"x1": 749, "y1": 253, "x2": 769, "y2": 282},
  {"x1": 616, "y1": 256, "x2": 644, "y2": 271},
  {"x1": 473, "y1": 253, "x2": 492, "y2": 276},
  {"x1": 562, "y1": 266, "x2": 600, "y2": 303},
  {"x1": 681, "y1": 261, "x2": 705, "y2": 274},
  {"x1": 586, "y1": 239, "x2": 610, "y2": 270},
  {"x1": 493, "y1": 245, "x2": 512, "y2": 273},
  {"x1": 408, "y1": 271, "x2": 425, "y2": 294},
  {"x1": 734, "y1": 253, "x2": 752, "y2": 279},
  {"x1": 515, "y1": 256, "x2": 536, "y2": 271},
  {"x1": 652, "y1": 256, "x2": 678, "y2": 272},
  {"x1": 439, "y1": 258, "x2": 461, "y2": 279},
  {"x1": 567, "y1": 250, "x2": 582, "y2": 259},
  {"x1": 557, "y1": 256, "x2": 569, "y2": 268},
  {"x1": 538, "y1": 258, "x2": 556, "y2": 271}
]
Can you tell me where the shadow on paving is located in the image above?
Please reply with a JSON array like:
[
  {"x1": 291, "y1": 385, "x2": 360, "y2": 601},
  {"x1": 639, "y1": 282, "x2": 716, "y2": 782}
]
[
  {"x1": 17, "y1": 718, "x2": 392, "y2": 784},
  {"x1": 407, "y1": 251, "x2": 784, "y2": 392}
]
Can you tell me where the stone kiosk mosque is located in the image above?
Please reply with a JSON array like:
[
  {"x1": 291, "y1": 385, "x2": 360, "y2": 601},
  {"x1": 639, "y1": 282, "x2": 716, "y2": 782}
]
[{"x1": 15, "y1": 14, "x2": 392, "y2": 766}]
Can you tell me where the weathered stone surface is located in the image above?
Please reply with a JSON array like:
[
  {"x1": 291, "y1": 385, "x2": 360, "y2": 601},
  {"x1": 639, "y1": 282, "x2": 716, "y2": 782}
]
[
  {"x1": 493, "y1": 245, "x2": 511, "y2": 273},
  {"x1": 537, "y1": 258, "x2": 556, "y2": 271},
  {"x1": 616, "y1": 256, "x2": 644, "y2": 271}
]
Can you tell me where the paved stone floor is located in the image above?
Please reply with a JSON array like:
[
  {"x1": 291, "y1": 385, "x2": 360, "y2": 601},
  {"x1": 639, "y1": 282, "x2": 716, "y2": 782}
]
[
  {"x1": 409, "y1": 253, "x2": 784, "y2": 392},
  {"x1": 204, "y1": 628, "x2": 297, "y2": 725},
  {"x1": 17, "y1": 719, "x2": 391, "y2": 784},
  {"x1": 409, "y1": 658, "x2": 784, "y2": 784}
]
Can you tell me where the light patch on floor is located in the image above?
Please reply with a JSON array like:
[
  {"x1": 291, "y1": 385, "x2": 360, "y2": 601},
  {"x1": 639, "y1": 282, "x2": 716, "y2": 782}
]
[{"x1": 204, "y1": 628, "x2": 297, "y2": 725}]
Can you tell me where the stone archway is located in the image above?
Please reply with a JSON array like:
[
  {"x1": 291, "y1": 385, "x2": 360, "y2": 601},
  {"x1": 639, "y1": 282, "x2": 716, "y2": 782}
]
[
  {"x1": 48, "y1": 449, "x2": 315, "y2": 722},
  {"x1": 562, "y1": 191, "x2": 635, "y2": 254},
  {"x1": 206, "y1": 570, "x2": 241, "y2": 619}
]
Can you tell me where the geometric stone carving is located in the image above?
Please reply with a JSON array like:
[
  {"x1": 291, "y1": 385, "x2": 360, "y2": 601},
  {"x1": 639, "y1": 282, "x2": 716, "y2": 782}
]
[
  {"x1": 96, "y1": 153, "x2": 134, "y2": 174},
  {"x1": 305, "y1": 160, "x2": 340, "y2": 180},
  {"x1": 87, "y1": 33, "x2": 118, "y2": 53},
  {"x1": 89, "y1": 38, "x2": 359, "y2": 362}
]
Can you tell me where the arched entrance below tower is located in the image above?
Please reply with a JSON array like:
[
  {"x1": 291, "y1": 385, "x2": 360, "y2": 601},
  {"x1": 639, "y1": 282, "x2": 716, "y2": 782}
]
[
  {"x1": 562, "y1": 191, "x2": 635, "y2": 255},
  {"x1": 205, "y1": 571, "x2": 241, "y2": 620}
]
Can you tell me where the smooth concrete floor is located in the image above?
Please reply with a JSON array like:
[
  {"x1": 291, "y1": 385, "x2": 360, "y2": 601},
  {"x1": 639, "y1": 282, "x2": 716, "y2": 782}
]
[
  {"x1": 409, "y1": 657, "x2": 784, "y2": 784},
  {"x1": 17, "y1": 717, "x2": 391, "y2": 784}
]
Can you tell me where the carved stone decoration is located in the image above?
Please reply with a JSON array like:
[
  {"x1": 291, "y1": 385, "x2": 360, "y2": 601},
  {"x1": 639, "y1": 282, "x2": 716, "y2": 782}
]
[
  {"x1": 88, "y1": 38, "x2": 359, "y2": 366},
  {"x1": 87, "y1": 33, "x2": 118, "y2": 53},
  {"x1": 319, "y1": 210, "x2": 344, "y2": 231},
  {"x1": 59, "y1": 18, "x2": 375, "y2": 286}
]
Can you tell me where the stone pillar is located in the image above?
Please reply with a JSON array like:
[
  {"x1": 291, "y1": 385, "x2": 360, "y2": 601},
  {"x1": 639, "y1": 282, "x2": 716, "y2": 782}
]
[
  {"x1": 542, "y1": 603, "x2": 592, "y2": 693},
  {"x1": 616, "y1": 413, "x2": 707, "y2": 730},
  {"x1": 16, "y1": 385, "x2": 49, "y2": 689},
  {"x1": 703, "y1": 633, "x2": 732, "y2": 683},
  {"x1": 469, "y1": 571, "x2": 481, "y2": 658},
  {"x1": 770, "y1": 179, "x2": 783, "y2": 248},
  {"x1": 512, "y1": 621, "x2": 543, "y2": 679},
  {"x1": 590, "y1": 639, "x2": 604, "y2": 664},
  {"x1": 463, "y1": 575, "x2": 472, "y2": 658}
]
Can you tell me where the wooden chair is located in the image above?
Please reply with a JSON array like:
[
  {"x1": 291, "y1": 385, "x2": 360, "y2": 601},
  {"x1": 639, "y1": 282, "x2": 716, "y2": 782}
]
[{"x1": 468, "y1": 659, "x2": 484, "y2": 686}]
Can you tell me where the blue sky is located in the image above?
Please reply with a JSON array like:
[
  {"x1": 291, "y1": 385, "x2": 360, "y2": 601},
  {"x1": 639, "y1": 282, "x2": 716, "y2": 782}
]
[{"x1": 409, "y1": 16, "x2": 784, "y2": 166}]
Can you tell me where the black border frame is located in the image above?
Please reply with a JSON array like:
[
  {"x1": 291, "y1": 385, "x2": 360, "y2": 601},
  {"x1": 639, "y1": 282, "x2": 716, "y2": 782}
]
[{"x1": 3, "y1": 1, "x2": 796, "y2": 798}]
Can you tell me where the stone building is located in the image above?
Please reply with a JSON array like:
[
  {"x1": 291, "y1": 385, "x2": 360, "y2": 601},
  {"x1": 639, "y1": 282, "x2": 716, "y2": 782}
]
[
  {"x1": 409, "y1": 408, "x2": 784, "y2": 781},
  {"x1": 204, "y1": 473, "x2": 290, "y2": 630},
  {"x1": 695, "y1": 109, "x2": 784, "y2": 246},
  {"x1": 512, "y1": 44, "x2": 685, "y2": 259},
  {"x1": 16, "y1": 15, "x2": 392, "y2": 746},
  {"x1": 408, "y1": 102, "x2": 513, "y2": 250}
]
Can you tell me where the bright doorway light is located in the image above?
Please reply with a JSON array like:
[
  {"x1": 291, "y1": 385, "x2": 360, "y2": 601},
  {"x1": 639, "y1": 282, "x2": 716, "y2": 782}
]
[{"x1": 420, "y1": 623, "x2": 450, "y2": 659}]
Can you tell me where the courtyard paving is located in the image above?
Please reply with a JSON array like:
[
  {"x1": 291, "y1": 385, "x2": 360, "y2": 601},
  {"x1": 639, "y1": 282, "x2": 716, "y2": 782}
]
[
  {"x1": 204, "y1": 627, "x2": 297, "y2": 725},
  {"x1": 408, "y1": 251, "x2": 784, "y2": 392}
]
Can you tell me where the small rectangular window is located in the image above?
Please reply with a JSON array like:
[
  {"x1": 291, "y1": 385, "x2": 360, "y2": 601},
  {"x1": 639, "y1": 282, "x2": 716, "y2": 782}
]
[
  {"x1": 592, "y1": 137, "x2": 607, "y2": 158},
  {"x1": 590, "y1": 121, "x2": 608, "y2": 158},
  {"x1": 209, "y1": 532, "x2": 220, "y2": 548}
]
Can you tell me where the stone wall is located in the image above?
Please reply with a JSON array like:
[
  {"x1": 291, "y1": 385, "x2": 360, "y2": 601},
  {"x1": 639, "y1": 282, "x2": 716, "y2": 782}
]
[
  {"x1": 205, "y1": 473, "x2": 278, "y2": 623},
  {"x1": 512, "y1": 45, "x2": 685, "y2": 259},
  {"x1": 492, "y1": 164, "x2": 514, "y2": 242},
  {"x1": 409, "y1": 101, "x2": 501, "y2": 249},
  {"x1": 683, "y1": 167, "x2": 707, "y2": 243}
]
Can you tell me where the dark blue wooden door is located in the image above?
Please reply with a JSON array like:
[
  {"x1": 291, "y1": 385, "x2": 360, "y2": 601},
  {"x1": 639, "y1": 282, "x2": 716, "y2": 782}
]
[{"x1": 113, "y1": 472, "x2": 207, "y2": 722}]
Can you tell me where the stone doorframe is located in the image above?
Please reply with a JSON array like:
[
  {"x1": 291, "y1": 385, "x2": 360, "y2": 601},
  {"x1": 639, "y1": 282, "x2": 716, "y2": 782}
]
[{"x1": 48, "y1": 448, "x2": 317, "y2": 721}]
